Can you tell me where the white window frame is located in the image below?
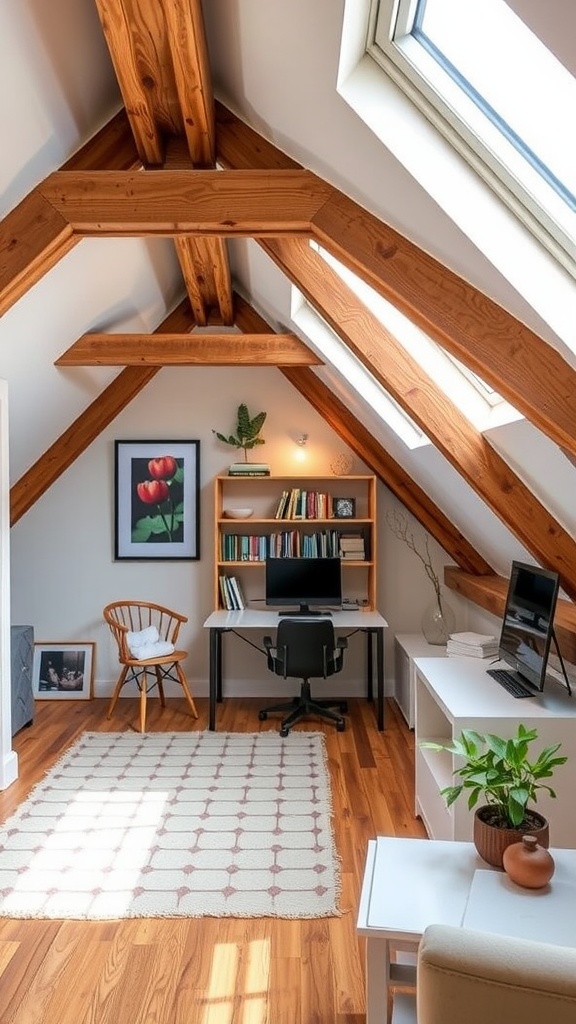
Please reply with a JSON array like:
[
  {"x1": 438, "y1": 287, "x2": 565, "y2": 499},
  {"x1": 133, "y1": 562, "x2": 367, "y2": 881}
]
[{"x1": 367, "y1": 0, "x2": 576, "y2": 276}]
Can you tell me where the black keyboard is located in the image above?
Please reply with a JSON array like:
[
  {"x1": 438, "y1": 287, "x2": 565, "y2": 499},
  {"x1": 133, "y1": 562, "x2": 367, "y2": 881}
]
[{"x1": 487, "y1": 668, "x2": 533, "y2": 698}]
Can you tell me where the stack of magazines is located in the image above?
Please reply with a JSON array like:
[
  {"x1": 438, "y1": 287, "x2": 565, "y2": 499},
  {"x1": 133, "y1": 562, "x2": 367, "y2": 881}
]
[{"x1": 446, "y1": 631, "x2": 499, "y2": 658}]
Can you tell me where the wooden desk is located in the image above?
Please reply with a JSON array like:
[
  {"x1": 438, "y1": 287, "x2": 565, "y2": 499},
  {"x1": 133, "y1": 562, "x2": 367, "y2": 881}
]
[{"x1": 202, "y1": 608, "x2": 388, "y2": 731}]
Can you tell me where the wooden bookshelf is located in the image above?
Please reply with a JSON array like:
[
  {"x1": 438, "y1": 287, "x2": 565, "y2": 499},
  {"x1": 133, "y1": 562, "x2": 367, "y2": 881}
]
[{"x1": 214, "y1": 474, "x2": 377, "y2": 610}]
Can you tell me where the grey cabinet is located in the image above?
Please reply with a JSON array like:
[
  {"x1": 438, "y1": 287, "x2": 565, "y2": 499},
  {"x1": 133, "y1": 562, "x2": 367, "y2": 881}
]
[{"x1": 11, "y1": 624, "x2": 34, "y2": 735}]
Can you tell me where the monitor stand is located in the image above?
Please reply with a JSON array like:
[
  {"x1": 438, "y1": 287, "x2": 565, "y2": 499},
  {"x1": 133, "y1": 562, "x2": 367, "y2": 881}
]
[
  {"x1": 551, "y1": 628, "x2": 572, "y2": 696},
  {"x1": 278, "y1": 604, "x2": 332, "y2": 617}
]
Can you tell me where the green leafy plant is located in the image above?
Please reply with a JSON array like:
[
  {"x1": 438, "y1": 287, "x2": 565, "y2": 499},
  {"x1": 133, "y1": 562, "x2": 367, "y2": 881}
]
[
  {"x1": 212, "y1": 403, "x2": 267, "y2": 462},
  {"x1": 423, "y1": 724, "x2": 567, "y2": 828}
]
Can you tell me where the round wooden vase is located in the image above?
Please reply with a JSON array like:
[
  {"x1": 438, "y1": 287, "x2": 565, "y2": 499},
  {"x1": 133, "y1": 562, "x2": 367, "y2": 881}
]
[
  {"x1": 502, "y1": 835, "x2": 555, "y2": 888},
  {"x1": 473, "y1": 805, "x2": 549, "y2": 868}
]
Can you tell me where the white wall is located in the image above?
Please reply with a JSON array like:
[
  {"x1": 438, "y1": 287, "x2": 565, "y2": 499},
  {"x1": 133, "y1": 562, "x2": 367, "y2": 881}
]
[{"x1": 10, "y1": 365, "x2": 468, "y2": 700}]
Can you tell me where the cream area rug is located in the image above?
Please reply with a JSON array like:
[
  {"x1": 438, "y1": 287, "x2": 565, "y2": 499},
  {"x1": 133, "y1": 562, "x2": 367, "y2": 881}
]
[{"x1": 0, "y1": 731, "x2": 341, "y2": 920}]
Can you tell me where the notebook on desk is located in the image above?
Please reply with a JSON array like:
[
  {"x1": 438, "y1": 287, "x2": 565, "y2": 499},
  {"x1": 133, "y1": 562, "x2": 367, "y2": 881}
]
[{"x1": 462, "y1": 869, "x2": 576, "y2": 948}]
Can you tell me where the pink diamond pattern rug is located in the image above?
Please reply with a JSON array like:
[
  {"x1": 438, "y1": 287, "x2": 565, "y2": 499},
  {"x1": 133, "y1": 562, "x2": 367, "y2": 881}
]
[{"x1": 0, "y1": 730, "x2": 341, "y2": 919}]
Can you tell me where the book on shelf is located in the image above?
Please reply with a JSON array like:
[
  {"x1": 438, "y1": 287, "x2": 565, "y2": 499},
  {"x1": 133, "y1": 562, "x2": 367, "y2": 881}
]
[
  {"x1": 274, "y1": 488, "x2": 334, "y2": 520},
  {"x1": 218, "y1": 574, "x2": 246, "y2": 610},
  {"x1": 228, "y1": 463, "x2": 270, "y2": 476},
  {"x1": 339, "y1": 536, "x2": 365, "y2": 550},
  {"x1": 274, "y1": 490, "x2": 290, "y2": 518}
]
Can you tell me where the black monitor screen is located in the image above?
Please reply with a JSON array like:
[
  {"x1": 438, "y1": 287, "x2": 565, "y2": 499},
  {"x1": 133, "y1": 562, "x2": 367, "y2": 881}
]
[
  {"x1": 498, "y1": 561, "x2": 560, "y2": 691},
  {"x1": 265, "y1": 557, "x2": 342, "y2": 615}
]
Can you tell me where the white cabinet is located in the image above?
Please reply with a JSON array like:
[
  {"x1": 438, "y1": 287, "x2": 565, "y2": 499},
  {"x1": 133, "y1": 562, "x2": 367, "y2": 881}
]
[
  {"x1": 394, "y1": 633, "x2": 447, "y2": 728},
  {"x1": 414, "y1": 657, "x2": 576, "y2": 848}
]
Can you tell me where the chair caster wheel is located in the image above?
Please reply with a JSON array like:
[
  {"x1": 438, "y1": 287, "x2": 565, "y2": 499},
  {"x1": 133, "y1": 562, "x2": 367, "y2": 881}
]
[
  {"x1": 259, "y1": 711, "x2": 268, "y2": 721},
  {"x1": 336, "y1": 719, "x2": 345, "y2": 732},
  {"x1": 280, "y1": 726, "x2": 289, "y2": 737}
]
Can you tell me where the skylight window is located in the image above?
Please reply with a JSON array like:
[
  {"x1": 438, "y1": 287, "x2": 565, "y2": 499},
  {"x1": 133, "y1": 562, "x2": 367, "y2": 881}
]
[
  {"x1": 291, "y1": 293, "x2": 429, "y2": 450},
  {"x1": 309, "y1": 241, "x2": 519, "y2": 431},
  {"x1": 368, "y1": 0, "x2": 576, "y2": 274}
]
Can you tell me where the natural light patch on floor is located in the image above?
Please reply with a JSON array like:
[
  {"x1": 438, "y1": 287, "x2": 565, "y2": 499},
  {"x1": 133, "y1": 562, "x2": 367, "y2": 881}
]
[
  {"x1": 309, "y1": 242, "x2": 523, "y2": 433},
  {"x1": 201, "y1": 940, "x2": 269, "y2": 1024},
  {"x1": 1, "y1": 788, "x2": 167, "y2": 919}
]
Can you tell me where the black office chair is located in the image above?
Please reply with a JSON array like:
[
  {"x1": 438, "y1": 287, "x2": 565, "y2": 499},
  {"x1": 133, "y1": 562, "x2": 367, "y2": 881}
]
[{"x1": 259, "y1": 618, "x2": 348, "y2": 736}]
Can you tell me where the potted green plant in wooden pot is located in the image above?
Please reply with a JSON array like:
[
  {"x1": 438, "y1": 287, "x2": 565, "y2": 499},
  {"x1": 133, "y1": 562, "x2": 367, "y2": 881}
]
[{"x1": 422, "y1": 724, "x2": 567, "y2": 867}]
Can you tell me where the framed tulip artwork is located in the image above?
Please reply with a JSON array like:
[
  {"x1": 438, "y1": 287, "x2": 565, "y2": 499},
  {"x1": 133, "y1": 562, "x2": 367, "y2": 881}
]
[{"x1": 114, "y1": 440, "x2": 200, "y2": 560}]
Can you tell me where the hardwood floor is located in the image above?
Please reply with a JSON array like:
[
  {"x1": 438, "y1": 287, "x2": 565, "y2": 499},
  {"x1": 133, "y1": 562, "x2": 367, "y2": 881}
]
[{"x1": 0, "y1": 697, "x2": 426, "y2": 1023}]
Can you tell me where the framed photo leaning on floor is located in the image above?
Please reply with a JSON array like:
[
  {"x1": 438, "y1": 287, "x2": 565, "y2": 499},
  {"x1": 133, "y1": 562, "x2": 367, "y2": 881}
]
[{"x1": 32, "y1": 642, "x2": 95, "y2": 700}]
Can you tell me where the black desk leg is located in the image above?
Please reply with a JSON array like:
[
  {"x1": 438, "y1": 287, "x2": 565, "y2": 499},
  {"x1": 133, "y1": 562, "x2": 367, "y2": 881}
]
[
  {"x1": 376, "y1": 627, "x2": 384, "y2": 731},
  {"x1": 209, "y1": 628, "x2": 223, "y2": 731},
  {"x1": 366, "y1": 630, "x2": 374, "y2": 703}
]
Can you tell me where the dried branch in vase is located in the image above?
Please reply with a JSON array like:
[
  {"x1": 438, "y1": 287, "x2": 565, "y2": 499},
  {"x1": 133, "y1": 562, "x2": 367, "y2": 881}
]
[{"x1": 385, "y1": 510, "x2": 445, "y2": 612}]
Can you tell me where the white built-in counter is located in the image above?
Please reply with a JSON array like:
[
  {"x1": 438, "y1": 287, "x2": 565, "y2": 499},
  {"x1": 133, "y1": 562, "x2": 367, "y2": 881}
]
[{"x1": 414, "y1": 656, "x2": 576, "y2": 848}]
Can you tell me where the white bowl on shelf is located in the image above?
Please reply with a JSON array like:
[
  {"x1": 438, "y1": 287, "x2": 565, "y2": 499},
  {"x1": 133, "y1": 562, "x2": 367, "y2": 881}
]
[{"x1": 223, "y1": 507, "x2": 254, "y2": 519}]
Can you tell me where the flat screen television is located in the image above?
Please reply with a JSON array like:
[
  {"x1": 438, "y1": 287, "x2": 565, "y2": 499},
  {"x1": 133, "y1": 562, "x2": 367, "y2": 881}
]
[
  {"x1": 265, "y1": 557, "x2": 342, "y2": 616},
  {"x1": 496, "y1": 560, "x2": 560, "y2": 692}
]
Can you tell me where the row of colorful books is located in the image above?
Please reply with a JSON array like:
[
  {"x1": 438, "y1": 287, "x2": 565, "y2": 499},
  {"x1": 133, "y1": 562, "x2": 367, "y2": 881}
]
[
  {"x1": 274, "y1": 489, "x2": 334, "y2": 520},
  {"x1": 218, "y1": 574, "x2": 246, "y2": 610},
  {"x1": 220, "y1": 530, "x2": 366, "y2": 562}
]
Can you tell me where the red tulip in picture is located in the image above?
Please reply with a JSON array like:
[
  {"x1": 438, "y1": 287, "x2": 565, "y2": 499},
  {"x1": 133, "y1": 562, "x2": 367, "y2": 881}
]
[{"x1": 132, "y1": 455, "x2": 184, "y2": 544}]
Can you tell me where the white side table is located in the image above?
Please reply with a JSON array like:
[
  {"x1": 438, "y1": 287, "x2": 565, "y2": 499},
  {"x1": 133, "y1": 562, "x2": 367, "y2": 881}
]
[
  {"x1": 393, "y1": 634, "x2": 447, "y2": 728},
  {"x1": 357, "y1": 836, "x2": 576, "y2": 1024}
]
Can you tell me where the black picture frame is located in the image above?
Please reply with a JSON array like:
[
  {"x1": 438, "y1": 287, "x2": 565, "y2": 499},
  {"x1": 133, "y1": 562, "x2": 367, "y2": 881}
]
[
  {"x1": 333, "y1": 496, "x2": 356, "y2": 518},
  {"x1": 114, "y1": 440, "x2": 200, "y2": 560}
]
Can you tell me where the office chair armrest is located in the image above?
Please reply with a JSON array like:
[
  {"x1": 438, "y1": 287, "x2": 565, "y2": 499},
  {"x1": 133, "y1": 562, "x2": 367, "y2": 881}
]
[
  {"x1": 336, "y1": 637, "x2": 348, "y2": 651},
  {"x1": 263, "y1": 635, "x2": 277, "y2": 671}
]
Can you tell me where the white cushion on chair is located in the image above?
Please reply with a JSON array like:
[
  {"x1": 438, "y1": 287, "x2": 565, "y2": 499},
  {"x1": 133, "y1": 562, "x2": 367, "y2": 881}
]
[
  {"x1": 132, "y1": 640, "x2": 175, "y2": 660},
  {"x1": 127, "y1": 625, "x2": 159, "y2": 651}
]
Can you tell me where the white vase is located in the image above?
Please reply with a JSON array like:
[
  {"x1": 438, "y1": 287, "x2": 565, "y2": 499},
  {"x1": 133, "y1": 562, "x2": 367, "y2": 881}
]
[{"x1": 421, "y1": 593, "x2": 456, "y2": 645}]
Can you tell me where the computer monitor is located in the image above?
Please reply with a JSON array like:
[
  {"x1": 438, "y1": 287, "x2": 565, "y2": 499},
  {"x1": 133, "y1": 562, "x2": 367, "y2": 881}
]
[
  {"x1": 497, "y1": 560, "x2": 560, "y2": 692},
  {"x1": 265, "y1": 557, "x2": 342, "y2": 616}
]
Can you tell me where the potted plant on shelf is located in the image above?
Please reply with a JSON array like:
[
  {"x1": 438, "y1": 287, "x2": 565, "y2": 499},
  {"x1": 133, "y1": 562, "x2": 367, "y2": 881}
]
[
  {"x1": 422, "y1": 724, "x2": 567, "y2": 867},
  {"x1": 213, "y1": 403, "x2": 267, "y2": 465}
]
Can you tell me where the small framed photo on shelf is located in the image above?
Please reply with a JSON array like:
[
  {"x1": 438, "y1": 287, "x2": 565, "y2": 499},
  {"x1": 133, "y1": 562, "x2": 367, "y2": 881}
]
[
  {"x1": 333, "y1": 496, "x2": 356, "y2": 518},
  {"x1": 114, "y1": 440, "x2": 200, "y2": 560},
  {"x1": 32, "y1": 642, "x2": 95, "y2": 700}
]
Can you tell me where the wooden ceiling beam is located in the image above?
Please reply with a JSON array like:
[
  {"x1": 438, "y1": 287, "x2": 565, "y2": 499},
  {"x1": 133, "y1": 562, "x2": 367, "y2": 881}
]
[
  {"x1": 56, "y1": 333, "x2": 322, "y2": 366},
  {"x1": 93, "y1": 3, "x2": 224, "y2": 324},
  {"x1": 215, "y1": 102, "x2": 576, "y2": 460},
  {"x1": 265, "y1": 237, "x2": 576, "y2": 600},
  {"x1": 231, "y1": 293, "x2": 491, "y2": 576},
  {"x1": 0, "y1": 113, "x2": 141, "y2": 318},
  {"x1": 10, "y1": 366, "x2": 160, "y2": 526},
  {"x1": 284, "y1": 367, "x2": 493, "y2": 577},
  {"x1": 162, "y1": 0, "x2": 215, "y2": 167},
  {"x1": 37, "y1": 169, "x2": 331, "y2": 235},
  {"x1": 93, "y1": 0, "x2": 166, "y2": 165},
  {"x1": 10, "y1": 298, "x2": 195, "y2": 524},
  {"x1": 174, "y1": 236, "x2": 233, "y2": 325},
  {"x1": 0, "y1": 193, "x2": 75, "y2": 319}
]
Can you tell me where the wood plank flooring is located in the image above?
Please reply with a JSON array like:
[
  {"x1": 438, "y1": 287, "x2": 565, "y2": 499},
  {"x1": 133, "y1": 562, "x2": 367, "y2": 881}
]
[{"x1": 0, "y1": 697, "x2": 426, "y2": 1023}]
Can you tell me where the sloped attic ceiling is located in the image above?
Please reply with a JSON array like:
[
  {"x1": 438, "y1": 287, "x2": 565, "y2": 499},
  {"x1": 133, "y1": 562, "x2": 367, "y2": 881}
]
[{"x1": 1, "y1": 0, "x2": 576, "y2": 651}]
